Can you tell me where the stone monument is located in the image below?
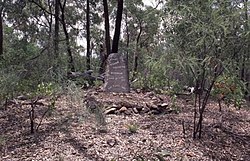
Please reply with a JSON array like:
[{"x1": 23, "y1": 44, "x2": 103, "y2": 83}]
[{"x1": 104, "y1": 53, "x2": 130, "y2": 93}]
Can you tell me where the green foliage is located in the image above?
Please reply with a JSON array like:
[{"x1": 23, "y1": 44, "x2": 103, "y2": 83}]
[
  {"x1": 132, "y1": 56, "x2": 169, "y2": 90},
  {"x1": 1, "y1": 0, "x2": 249, "y2": 110},
  {"x1": 0, "y1": 135, "x2": 6, "y2": 154},
  {"x1": 163, "y1": 0, "x2": 250, "y2": 138},
  {"x1": 0, "y1": 67, "x2": 20, "y2": 101},
  {"x1": 36, "y1": 82, "x2": 58, "y2": 97},
  {"x1": 0, "y1": 23, "x2": 69, "y2": 101},
  {"x1": 169, "y1": 94, "x2": 180, "y2": 114},
  {"x1": 94, "y1": 80, "x2": 103, "y2": 88},
  {"x1": 46, "y1": 97, "x2": 57, "y2": 117},
  {"x1": 212, "y1": 74, "x2": 246, "y2": 108},
  {"x1": 64, "y1": 80, "x2": 84, "y2": 104},
  {"x1": 0, "y1": 135, "x2": 6, "y2": 146},
  {"x1": 127, "y1": 123, "x2": 138, "y2": 134},
  {"x1": 168, "y1": 81, "x2": 185, "y2": 95}
]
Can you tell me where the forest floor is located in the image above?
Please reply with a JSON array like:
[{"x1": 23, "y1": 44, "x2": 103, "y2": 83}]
[{"x1": 0, "y1": 88, "x2": 250, "y2": 161}]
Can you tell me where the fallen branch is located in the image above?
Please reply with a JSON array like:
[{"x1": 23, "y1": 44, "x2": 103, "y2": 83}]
[{"x1": 68, "y1": 71, "x2": 104, "y2": 82}]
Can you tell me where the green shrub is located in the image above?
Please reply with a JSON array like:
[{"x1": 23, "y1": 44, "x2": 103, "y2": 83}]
[
  {"x1": 127, "y1": 124, "x2": 138, "y2": 134},
  {"x1": 212, "y1": 75, "x2": 246, "y2": 109},
  {"x1": 131, "y1": 56, "x2": 169, "y2": 90}
]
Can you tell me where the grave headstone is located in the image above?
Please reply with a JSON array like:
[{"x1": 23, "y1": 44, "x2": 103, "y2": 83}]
[{"x1": 104, "y1": 53, "x2": 130, "y2": 93}]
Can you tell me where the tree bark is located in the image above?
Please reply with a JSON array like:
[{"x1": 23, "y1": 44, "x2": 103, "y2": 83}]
[
  {"x1": 125, "y1": 9, "x2": 129, "y2": 59},
  {"x1": 54, "y1": 0, "x2": 60, "y2": 59},
  {"x1": 0, "y1": 0, "x2": 5, "y2": 59},
  {"x1": 99, "y1": 0, "x2": 111, "y2": 74},
  {"x1": 0, "y1": 12, "x2": 3, "y2": 58},
  {"x1": 111, "y1": 0, "x2": 123, "y2": 53},
  {"x1": 86, "y1": 0, "x2": 91, "y2": 70},
  {"x1": 132, "y1": 21, "x2": 142, "y2": 80},
  {"x1": 59, "y1": 0, "x2": 75, "y2": 72},
  {"x1": 243, "y1": 0, "x2": 249, "y2": 100}
]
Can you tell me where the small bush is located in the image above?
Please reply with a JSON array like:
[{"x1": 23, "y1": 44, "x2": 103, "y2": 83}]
[
  {"x1": 212, "y1": 75, "x2": 246, "y2": 109},
  {"x1": 127, "y1": 124, "x2": 138, "y2": 134}
]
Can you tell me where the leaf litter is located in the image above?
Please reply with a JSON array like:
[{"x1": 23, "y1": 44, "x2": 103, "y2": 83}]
[{"x1": 0, "y1": 89, "x2": 249, "y2": 161}]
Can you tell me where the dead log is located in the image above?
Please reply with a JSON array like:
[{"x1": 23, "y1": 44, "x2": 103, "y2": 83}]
[{"x1": 67, "y1": 71, "x2": 104, "y2": 82}]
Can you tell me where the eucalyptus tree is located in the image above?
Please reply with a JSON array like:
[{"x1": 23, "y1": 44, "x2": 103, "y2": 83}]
[
  {"x1": 98, "y1": 0, "x2": 124, "y2": 74},
  {"x1": 28, "y1": 0, "x2": 91, "y2": 73},
  {"x1": 123, "y1": 0, "x2": 162, "y2": 80},
  {"x1": 123, "y1": 0, "x2": 144, "y2": 79},
  {"x1": 3, "y1": 0, "x2": 85, "y2": 80},
  {"x1": 86, "y1": 0, "x2": 90, "y2": 70},
  {"x1": 242, "y1": 0, "x2": 249, "y2": 100},
  {"x1": 59, "y1": 0, "x2": 75, "y2": 72},
  {"x1": 54, "y1": 0, "x2": 60, "y2": 59},
  {"x1": 0, "y1": 0, "x2": 4, "y2": 58},
  {"x1": 164, "y1": 0, "x2": 250, "y2": 138},
  {"x1": 0, "y1": 12, "x2": 2, "y2": 57},
  {"x1": 0, "y1": 0, "x2": 7, "y2": 58},
  {"x1": 111, "y1": 0, "x2": 123, "y2": 53},
  {"x1": 99, "y1": 0, "x2": 111, "y2": 74}
]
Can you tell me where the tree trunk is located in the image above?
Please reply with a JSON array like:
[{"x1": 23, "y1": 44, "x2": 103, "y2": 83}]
[
  {"x1": 86, "y1": 0, "x2": 91, "y2": 70},
  {"x1": 99, "y1": 0, "x2": 111, "y2": 74},
  {"x1": 0, "y1": 0, "x2": 6, "y2": 59},
  {"x1": 59, "y1": 0, "x2": 75, "y2": 72},
  {"x1": 0, "y1": 12, "x2": 3, "y2": 58},
  {"x1": 54, "y1": 0, "x2": 60, "y2": 59},
  {"x1": 243, "y1": 0, "x2": 249, "y2": 100},
  {"x1": 132, "y1": 21, "x2": 142, "y2": 80},
  {"x1": 125, "y1": 9, "x2": 129, "y2": 60},
  {"x1": 111, "y1": 0, "x2": 123, "y2": 53}
]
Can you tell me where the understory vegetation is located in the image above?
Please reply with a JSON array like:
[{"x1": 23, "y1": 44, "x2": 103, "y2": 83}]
[{"x1": 0, "y1": 0, "x2": 249, "y2": 160}]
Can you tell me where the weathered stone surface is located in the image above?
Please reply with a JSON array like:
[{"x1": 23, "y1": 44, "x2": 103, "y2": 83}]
[
  {"x1": 141, "y1": 107, "x2": 150, "y2": 113},
  {"x1": 124, "y1": 108, "x2": 133, "y2": 115},
  {"x1": 104, "y1": 108, "x2": 117, "y2": 114},
  {"x1": 133, "y1": 108, "x2": 139, "y2": 114},
  {"x1": 104, "y1": 53, "x2": 130, "y2": 93},
  {"x1": 150, "y1": 104, "x2": 159, "y2": 110},
  {"x1": 135, "y1": 106, "x2": 143, "y2": 111},
  {"x1": 106, "y1": 138, "x2": 117, "y2": 147},
  {"x1": 152, "y1": 96, "x2": 158, "y2": 100},
  {"x1": 119, "y1": 106, "x2": 128, "y2": 112},
  {"x1": 158, "y1": 103, "x2": 169, "y2": 107}
]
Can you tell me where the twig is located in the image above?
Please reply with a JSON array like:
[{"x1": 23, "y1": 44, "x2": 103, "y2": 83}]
[
  {"x1": 182, "y1": 120, "x2": 186, "y2": 137},
  {"x1": 36, "y1": 106, "x2": 50, "y2": 132}
]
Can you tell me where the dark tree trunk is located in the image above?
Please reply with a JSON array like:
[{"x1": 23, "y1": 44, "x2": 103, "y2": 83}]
[
  {"x1": 29, "y1": 104, "x2": 35, "y2": 134},
  {"x1": 243, "y1": 0, "x2": 249, "y2": 100},
  {"x1": 99, "y1": 0, "x2": 111, "y2": 74},
  {"x1": 0, "y1": 0, "x2": 6, "y2": 59},
  {"x1": 86, "y1": 0, "x2": 91, "y2": 70},
  {"x1": 54, "y1": 0, "x2": 60, "y2": 58},
  {"x1": 0, "y1": 12, "x2": 3, "y2": 58},
  {"x1": 103, "y1": 0, "x2": 110, "y2": 57},
  {"x1": 132, "y1": 21, "x2": 142, "y2": 80},
  {"x1": 125, "y1": 9, "x2": 129, "y2": 59},
  {"x1": 111, "y1": 0, "x2": 123, "y2": 53},
  {"x1": 59, "y1": 0, "x2": 75, "y2": 72}
]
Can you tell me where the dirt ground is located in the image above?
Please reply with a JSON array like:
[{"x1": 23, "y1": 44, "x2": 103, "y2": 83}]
[{"x1": 0, "y1": 89, "x2": 249, "y2": 161}]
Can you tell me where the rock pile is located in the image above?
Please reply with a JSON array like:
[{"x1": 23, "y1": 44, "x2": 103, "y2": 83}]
[
  {"x1": 86, "y1": 91, "x2": 176, "y2": 115},
  {"x1": 103, "y1": 101, "x2": 171, "y2": 115}
]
